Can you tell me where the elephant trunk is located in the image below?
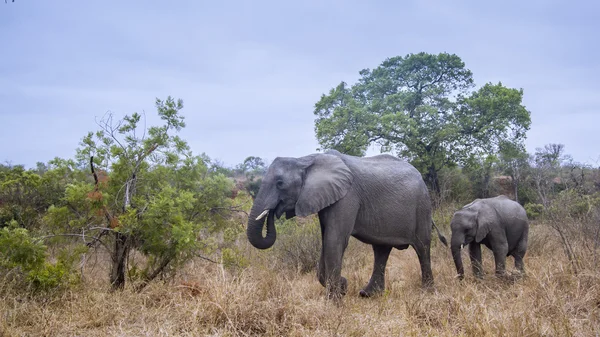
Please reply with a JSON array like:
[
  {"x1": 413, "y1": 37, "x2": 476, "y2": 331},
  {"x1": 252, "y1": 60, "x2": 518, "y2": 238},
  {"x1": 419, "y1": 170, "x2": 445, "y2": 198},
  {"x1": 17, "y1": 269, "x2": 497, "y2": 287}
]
[
  {"x1": 451, "y1": 237, "x2": 465, "y2": 280},
  {"x1": 247, "y1": 201, "x2": 277, "y2": 250}
]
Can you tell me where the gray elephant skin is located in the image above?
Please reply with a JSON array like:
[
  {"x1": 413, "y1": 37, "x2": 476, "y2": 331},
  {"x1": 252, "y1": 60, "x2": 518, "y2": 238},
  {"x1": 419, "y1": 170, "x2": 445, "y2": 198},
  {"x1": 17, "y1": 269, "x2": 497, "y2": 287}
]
[
  {"x1": 246, "y1": 150, "x2": 447, "y2": 299},
  {"x1": 450, "y1": 195, "x2": 529, "y2": 280}
]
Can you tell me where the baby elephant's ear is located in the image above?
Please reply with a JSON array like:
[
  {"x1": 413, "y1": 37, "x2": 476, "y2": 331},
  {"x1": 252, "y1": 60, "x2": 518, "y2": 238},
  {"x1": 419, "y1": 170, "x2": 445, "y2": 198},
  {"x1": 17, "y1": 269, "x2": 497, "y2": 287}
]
[
  {"x1": 475, "y1": 208, "x2": 492, "y2": 242},
  {"x1": 295, "y1": 154, "x2": 353, "y2": 217}
]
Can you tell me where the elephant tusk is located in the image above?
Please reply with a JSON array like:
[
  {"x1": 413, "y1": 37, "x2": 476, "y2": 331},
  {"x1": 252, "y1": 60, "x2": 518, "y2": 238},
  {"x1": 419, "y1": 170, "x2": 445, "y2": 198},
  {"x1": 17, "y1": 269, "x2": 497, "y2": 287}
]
[
  {"x1": 255, "y1": 209, "x2": 269, "y2": 221},
  {"x1": 460, "y1": 244, "x2": 464, "y2": 250}
]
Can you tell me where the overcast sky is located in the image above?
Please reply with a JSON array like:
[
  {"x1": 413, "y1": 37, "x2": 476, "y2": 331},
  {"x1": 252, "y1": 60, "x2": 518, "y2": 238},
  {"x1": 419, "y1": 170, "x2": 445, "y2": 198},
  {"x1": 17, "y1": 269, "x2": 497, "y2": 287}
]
[{"x1": 1, "y1": 0, "x2": 598, "y2": 168}]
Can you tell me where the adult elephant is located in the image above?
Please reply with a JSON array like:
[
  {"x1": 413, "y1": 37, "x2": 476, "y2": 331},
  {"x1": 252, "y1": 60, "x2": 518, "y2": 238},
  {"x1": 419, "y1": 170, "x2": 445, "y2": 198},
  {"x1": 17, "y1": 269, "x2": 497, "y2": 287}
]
[
  {"x1": 450, "y1": 195, "x2": 529, "y2": 280},
  {"x1": 246, "y1": 150, "x2": 447, "y2": 299}
]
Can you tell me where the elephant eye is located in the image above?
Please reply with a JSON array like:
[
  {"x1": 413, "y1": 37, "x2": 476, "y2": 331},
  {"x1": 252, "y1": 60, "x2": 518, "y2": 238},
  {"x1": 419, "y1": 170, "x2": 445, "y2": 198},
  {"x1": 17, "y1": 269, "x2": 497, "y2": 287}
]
[{"x1": 276, "y1": 180, "x2": 284, "y2": 189}]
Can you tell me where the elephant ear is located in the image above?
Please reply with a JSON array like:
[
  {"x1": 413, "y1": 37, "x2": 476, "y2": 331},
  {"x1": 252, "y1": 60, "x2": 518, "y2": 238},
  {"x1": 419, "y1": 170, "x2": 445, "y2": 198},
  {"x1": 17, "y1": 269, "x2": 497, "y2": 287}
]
[
  {"x1": 295, "y1": 154, "x2": 353, "y2": 217},
  {"x1": 475, "y1": 206, "x2": 493, "y2": 242}
]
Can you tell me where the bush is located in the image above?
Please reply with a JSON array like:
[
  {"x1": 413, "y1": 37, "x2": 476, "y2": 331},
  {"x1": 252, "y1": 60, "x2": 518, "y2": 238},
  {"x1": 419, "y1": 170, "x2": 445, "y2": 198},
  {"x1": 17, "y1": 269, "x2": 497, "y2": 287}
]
[
  {"x1": 221, "y1": 247, "x2": 249, "y2": 269},
  {"x1": 524, "y1": 203, "x2": 544, "y2": 220},
  {"x1": 0, "y1": 225, "x2": 84, "y2": 292},
  {"x1": 274, "y1": 217, "x2": 321, "y2": 274},
  {"x1": 0, "y1": 224, "x2": 46, "y2": 273},
  {"x1": 546, "y1": 190, "x2": 600, "y2": 220},
  {"x1": 437, "y1": 167, "x2": 475, "y2": 205}
]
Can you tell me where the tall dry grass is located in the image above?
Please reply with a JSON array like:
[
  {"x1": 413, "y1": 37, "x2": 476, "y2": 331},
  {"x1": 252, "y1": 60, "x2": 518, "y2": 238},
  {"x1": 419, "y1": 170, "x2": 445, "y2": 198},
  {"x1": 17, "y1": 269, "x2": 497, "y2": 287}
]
[{"x1": 2, "y1": 223, "x2": 600, "y2": 336}]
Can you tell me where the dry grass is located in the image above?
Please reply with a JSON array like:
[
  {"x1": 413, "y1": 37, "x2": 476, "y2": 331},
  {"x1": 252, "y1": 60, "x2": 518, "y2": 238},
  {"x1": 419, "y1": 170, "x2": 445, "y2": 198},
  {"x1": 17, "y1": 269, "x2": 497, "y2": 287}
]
[{"x1": 2, "y1": 224, "x2": 600, "y2": 337}]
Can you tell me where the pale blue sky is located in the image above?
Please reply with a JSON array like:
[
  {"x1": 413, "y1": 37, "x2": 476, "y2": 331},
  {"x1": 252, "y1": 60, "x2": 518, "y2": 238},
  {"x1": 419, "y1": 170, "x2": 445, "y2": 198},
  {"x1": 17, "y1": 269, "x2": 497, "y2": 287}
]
[{"x1": 1, "y1": 0, "x2": 598, "y2": 168}]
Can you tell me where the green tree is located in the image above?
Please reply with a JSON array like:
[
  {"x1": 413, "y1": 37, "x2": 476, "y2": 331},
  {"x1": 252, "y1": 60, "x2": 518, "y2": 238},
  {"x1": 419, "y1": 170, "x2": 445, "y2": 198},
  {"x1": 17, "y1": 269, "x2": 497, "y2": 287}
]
[
  {"x1": 314, "y1": 52, "x2": 531, "y2": 193},
  {"x1": 235, "y1": 156, "x2": 267, "y2": 199},
  {"x1": 61, "y1": 96, "x2": 235, "y2": 290},
  {"x1": 0, "y1": 165, "x2": 44, "y2": 229},
  {"x1": 0, "y1": 160, "x2": 83, "y2": 231},
  {"x1": 463, "y1": 154, "x2": 500, "y2": 199}
]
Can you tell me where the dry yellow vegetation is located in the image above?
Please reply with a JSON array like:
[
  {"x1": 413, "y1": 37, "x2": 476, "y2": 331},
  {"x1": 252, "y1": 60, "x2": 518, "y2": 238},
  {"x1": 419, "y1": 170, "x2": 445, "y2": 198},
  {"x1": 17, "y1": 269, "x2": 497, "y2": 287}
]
[{"x1": 1, "y1": 223, "x2": 599, "y2": 337}]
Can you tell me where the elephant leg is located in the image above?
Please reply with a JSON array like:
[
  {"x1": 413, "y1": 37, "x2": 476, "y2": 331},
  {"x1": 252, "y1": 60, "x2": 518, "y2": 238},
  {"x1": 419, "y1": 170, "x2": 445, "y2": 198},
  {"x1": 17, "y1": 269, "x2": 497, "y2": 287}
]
[
  {"x1": 513, "y1": 254, "x2": 525, "y2": 277},
  {"x1": 359, "y1": 244, "x2": 392, "y2": 297},
  {"x1": 492, "y1": 241, "x2": 509, "y2": 278},
  {"x1": 317, "y1": 244, "x2": 348, "y2": 295},
  {"x1": 469, "y1": 243, "x2": 484, "y2": 279},
  {"x1": 317, "y1": 212, "x2": 353, "y2": 300},
  {"x1": 513, "y1": 241, "x2": 527, "y2": 276},
  {"x1": 319, "y1": 238, "x2": 348, "y2": 300},
  {"x1": 412, "y1": 242, "x2": 434, "y2": 288}
]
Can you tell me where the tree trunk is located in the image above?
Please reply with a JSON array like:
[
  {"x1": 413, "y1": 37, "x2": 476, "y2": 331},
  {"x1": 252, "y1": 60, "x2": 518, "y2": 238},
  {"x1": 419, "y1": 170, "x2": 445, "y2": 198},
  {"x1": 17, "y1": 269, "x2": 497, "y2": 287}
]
[
  {"x1": 135, "y1": 255, "x2": 173, "y2": 292},
  {"x1": 427, "y1": 165, "x2": 441, "y2": 196},
  {"x1": 109, "y1": 174, "x2": 136, "y2": 290},
  {"x1": 512, "y1": 164, "x2": 520, "y2": 203},
  {"x1": 110, "y1": 232, "x2": 129, "y2": 290}
]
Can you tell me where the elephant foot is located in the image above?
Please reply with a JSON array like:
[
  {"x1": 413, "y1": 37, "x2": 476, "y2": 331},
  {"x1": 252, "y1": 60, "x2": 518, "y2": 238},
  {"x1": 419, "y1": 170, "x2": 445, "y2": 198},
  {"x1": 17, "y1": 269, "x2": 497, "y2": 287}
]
[
  {"x1": 359, "y1": 278, "x2": 385, "y2": 298},
  {"x1": 455, "y1": 273, "x2": 465, "y2": 281},
  {"x1": 421, "y1": 277, "x2": 434, "y2": 289},
  {"x1": 326, "y1": 277, "x2": 348, "y2": 300},
  {"x1": 512, "y1": 269, "x2": 526, "y2": 279},
  {"x1": 359, "y1": 286, "x2": 383, "y2": 298},
  {"x1": 503, "y1": 271, "x2": 525, "y2": 282},
  {"x1": 495, "y1": 271, "x2": 514, "y2": 282}
]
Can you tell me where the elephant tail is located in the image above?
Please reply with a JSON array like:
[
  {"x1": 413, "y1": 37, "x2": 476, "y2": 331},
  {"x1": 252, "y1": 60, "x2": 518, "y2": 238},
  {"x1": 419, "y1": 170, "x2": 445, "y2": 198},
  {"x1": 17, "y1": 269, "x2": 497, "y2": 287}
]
[{"x1": 432, "y1": 220, "x2": 448, "y2": 246}]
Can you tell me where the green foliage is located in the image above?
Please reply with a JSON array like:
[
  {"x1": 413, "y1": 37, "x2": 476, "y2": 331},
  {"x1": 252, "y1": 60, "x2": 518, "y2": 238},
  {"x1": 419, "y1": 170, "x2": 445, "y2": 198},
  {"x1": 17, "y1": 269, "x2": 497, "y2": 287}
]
[
  {"x1": 221, "y1": 247, "x2": 249, "y2": 269},
  {"x1": 546, "y1": 190, "x2": 600, "y2": 220},
  {"x1": 236, "y1": 156, "x2": 267, "y2": 176},
  {"x1": 524, "y1": 203, "x2": 544, "y2": 220},
  {"x1": 0, "y1": 165, "x2": 44, "y2": 229},
  {"x1": 131, "y1": 184, "x2": 201, "y2": 261},
  {"x1": 314, "y1": 52, "x2": 531, "y2": 192},
  {"x1": 436, "y1": 167, "x2": 473, "y2": 204},
  {"x1": 244, "y1": 178, "x2": 262, "y2": 200},
  {"x1": 0, "y1": 225, "x2": 46, "y2": 272},
  {"x1": 516, "y1": 183, "x2": 538, "y2": 206},
  {"x1": 68, "y1": 96, "x2": 239, "y2": 289},
  {"x1": 234, "y1": 156, "x2": 267, "y2": 199},
  {"x1": 0, "y1": 226, "x2": 85, "y2": 292},
  {"x1": 462, "y1": 154, "x2": 500, "y2": 198},
  {"x1": 0, "y1": 158, "x2": 88, "y2": 231}
]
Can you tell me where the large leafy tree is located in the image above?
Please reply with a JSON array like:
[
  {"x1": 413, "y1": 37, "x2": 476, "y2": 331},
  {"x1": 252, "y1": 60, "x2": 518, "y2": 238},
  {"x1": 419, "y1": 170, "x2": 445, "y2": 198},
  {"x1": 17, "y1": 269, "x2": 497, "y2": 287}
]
[{"x1": 314, "y1": 52, "x2": 531, "y2": 193}]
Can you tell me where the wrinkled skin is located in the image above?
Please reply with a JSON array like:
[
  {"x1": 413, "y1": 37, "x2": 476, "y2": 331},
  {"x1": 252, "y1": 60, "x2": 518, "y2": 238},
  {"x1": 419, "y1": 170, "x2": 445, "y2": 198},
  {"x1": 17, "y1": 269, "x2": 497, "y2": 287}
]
[
  {"x1": 450, "y1": 195, "x2": 529, "y2": 280},
  {"x1": 247, "y1": 150, "x2": 446, "y2": 300}
]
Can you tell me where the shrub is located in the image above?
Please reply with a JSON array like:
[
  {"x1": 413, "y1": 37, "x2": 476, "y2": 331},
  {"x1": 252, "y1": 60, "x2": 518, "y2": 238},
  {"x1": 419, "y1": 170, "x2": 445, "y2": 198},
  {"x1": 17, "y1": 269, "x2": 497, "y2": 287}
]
[
  {"x1": 0, "y1": 225, "x2": 85, "y2": 292},
  {"x1": 0, "y1": 224, "x2": 46, "y2": 273},
  {"x1": 437, "y1": 167, "x2": 475, "y2": 205},
  {"x1": 221, "y1": 247, "x2": 249, "y2": 269},
  {"x1": 274, "y1": 217, "x2": 321, "y2": 274},
  {"x1": 545, "y1": 190, "x2": 600, "y2": 221},
  {"x1": 524, "y1": 203, "x2": 544, "y2": 220}
]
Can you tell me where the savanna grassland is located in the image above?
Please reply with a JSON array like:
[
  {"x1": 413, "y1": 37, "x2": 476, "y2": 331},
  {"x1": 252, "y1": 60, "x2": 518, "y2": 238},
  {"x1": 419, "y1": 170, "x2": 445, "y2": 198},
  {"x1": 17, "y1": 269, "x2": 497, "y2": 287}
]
[
  {"x1": 2, "y1": 212, "x2": 599, "y2": 337},
  {"x1": 2, "y1": 53, "x2": 600, "y2": 336}
]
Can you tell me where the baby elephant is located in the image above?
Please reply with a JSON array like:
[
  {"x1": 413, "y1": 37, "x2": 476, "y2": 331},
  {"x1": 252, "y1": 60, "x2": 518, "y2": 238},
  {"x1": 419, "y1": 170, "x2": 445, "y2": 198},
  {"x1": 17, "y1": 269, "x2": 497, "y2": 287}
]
[{"x1": 450, "y1": 195, "x2": 529, "y2": 280}]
